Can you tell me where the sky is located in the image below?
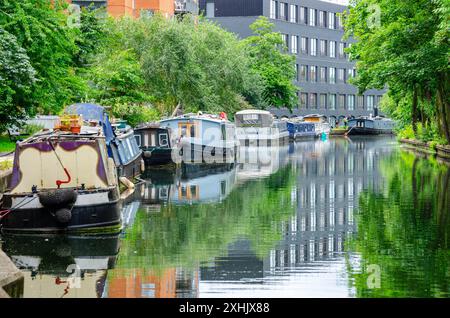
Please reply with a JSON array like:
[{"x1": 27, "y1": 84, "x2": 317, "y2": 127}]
[{"x1": 320, "y1": 0, "x2": 350, "y2": 5}]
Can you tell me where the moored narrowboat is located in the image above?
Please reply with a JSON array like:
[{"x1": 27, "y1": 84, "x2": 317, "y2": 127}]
[
  {"x1": 159, "y1": 113, "x2": 238, "y2": 165},
  {"x1": 65, "y1": 103, "x2": 143, "y2": 180},
  {"x1": 0, "y1": 128, "x2": 121, "y2": 234},
  {"x1": 286, "y1": 118, "x2": 316, "y2": 140},
  {"x1": 134, "y1": 123, "x2": 173, "y2": 166},
  {"x1": 235, "y1": 110, "x2": 289, "y2": 146},
  {"x1": 347, "y1": 116, "x2": 395, "y2": 135},
  {"x1": 303, "y1": 114, "x2": 331, "y2": 137}
]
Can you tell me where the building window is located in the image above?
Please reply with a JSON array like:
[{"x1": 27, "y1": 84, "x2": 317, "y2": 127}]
[
  {"x1": 309, "y1": 8, "x2": 316, "y2": 26},
  {"x1": 289, "y1": 4, "x2": 298, "y2": 23},
  {"x1": 348, "y1": 95, "x2": 355, "y2": 111},
  {"x1": 337, "y1": 68, "x2": 345, "y2": 82},
  {"x1": 310, "y1": 38, "x2": 317, "y2": 56},
  {"x1": 339, "y1": 42, "x2": 345, "y2": 58},
  {"x1": 206, "y1": 2, "x2": 215, "y2": 18},
  {"x1": 320, "y1": 94, "x2": 327, "y2": 109},
  {"x1": 281, "y1": 33, "x2": 288, "y2": 50},
  {"x1": 300, "y1": 93, "x2": 308, "y2": 108},
  {"x1": 295, "y1": 64, "x2": 299, "y2": 81},
  {"x1": 300, "y1": 7, "x2": 307, "y2": 24},
  {"x1": 270, "y1": 0, "x2": 277, "y2": 19},
  {"x1": 319, "y1": 11, "x2": 326, "y2": 27},
  {"x1": 377, "y1": 95, "x2": 383, "y2": 107},
  {"x1": 339, "y1": 94, "x2": 346, "y2": 109},
  {"x1": 279, "y1": 2, "x2": 287, "y2": 20},
  {"x1": 301, "y1": 37, "x2": 308, "y2": 54},
  {"x1": 336, "y1": 14, "x2": 343, "y2": 30},
  {"x1": 319, "y1": 66, "x2": 327, "y2": 83},
  {"x1": 328, "y1": 12, "x2": 335, "y2": 29},
  {"x1": 310, "y1": 93, "x2": 317, "y2": 109},
  {"x1": 291, "y1": 35, "x2": 298, "y2": 54},
  {"x1": 367, "y1": 95, "x2": 375, "y2": 111},
  {"x1": 300, "y1": 65, "x2": 308, "y2": 82},
  {"x1": 310, "y1": 66, "x2": 317, "y2": 82},
  {"x1": 329, "y1": 94, "x2": 336, "y2": 110},
  {"x1": 357, "y1": 95, "x2": 364, "y2": 109},
  {"x1": 329, "y1": 41, "x2": 336, "y2": 58},
  {"x1": 329, "y1": 67, "x2": 336, "y2": 84},
  {"x1": 320, "y1": 39, "x2": 327, "y2": 56},
  {"x1": 348, "y1": 68, "x2": 356, "y2": 80}
]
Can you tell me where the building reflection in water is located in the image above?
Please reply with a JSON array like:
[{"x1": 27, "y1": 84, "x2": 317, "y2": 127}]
[{"x1": 199, "y1": 137, "x2": 396, "y2": 297}]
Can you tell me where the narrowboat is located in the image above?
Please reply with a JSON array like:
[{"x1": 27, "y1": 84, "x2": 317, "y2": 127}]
[
  {"x1": 159, "y1": 113, "x2": 238, "y2": 165},
  {"x1": 65, "y1": 103, "x2": 143, "y2": 180},
  {"x1": 134, "y1": 123, "x2": 173, "y2": 166},
  {"x1": 303, "y1": 114, "x2": 331, "y2": 137},
  {"x1": 0, "y1": 127, "x2": 122, "y2": 234},
  {"x1": 347, "y1": 116, "x2": 395, "y2": 135},
  {"x1": 235, "y1": 110, "x2": 289, "y2": 146},
  {"x1": 286, "y1": 118, "x2": 316, "y2": 140}
]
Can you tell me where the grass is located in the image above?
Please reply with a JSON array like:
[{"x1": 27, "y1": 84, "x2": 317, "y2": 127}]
[
  {"x1": 0, "y1": 135, "x2": 16, "y2": 153},
  {"x1": 0, "y1": 160, "x2": 13, "y2": 171}
]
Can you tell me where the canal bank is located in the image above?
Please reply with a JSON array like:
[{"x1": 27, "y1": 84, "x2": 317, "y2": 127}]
[
  {"x1": 0, "y1": 248, "x2": 24, "y2": 298},
  {"x1": 400, "y1": 138, "x2": 450, "y2": 161}
]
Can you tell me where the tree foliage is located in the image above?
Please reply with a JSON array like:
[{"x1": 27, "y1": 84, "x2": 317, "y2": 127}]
[
  {"x1": 343, "y1": 0, "x2": 450, "y2": 143},
  {"x1": 243, "y1": 16, "x2": 298, "y2": 111}
]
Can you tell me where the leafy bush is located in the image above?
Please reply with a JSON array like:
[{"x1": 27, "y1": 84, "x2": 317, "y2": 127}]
[
  {"x1": 23, "y1": 124, "x2": 44, "y2": 136},
  {"x1": 110, "y1": 103, "x2": 160, "y2": 127}
]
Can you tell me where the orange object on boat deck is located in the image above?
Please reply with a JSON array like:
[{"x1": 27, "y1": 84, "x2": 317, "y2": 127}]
[
  {"x1": 55, "y1": 115, "x2": 82, "y2": 133},
  {"x1": 219, "y1": 112, "x2": 227, "y2": 120}
]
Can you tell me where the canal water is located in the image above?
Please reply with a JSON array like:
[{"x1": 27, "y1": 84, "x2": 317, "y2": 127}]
[{"x1": 1, "y1": 136, "x2": 449, "y2": 298}]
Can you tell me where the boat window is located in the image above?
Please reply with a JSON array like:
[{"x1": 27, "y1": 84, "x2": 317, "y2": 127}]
[
  {"x1": 180, "y1": 125, "x2": 187, "y2": 137},
  {"x1": 134, "y1": 135, "x2": 141, "y2": 147},
  {"x1": 159, "y1": 133, "x2": 169, "y2": 147},
  {"x1": 190, "y1": 125, "x2": 196, "y2": 138},
  {"x1": 151, "y1": 133, "x2": 156, "y2": 146},
  {"x1": 126, "y1": 137, "x2": 134, "y2": 158}
]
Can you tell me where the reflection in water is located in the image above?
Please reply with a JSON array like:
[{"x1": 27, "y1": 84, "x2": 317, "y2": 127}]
[
  {"x1": 349, "y1": 149, "x2": 450, "y2": 297},
  {"x1": 1, "y1": 136, "x2": 449, "y2": 298},
  {"x1": 0, "y1": 234, "x2": 119, "y2": 298}
]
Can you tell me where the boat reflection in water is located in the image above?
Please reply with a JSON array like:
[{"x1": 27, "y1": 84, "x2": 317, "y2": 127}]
[
  {"x1": 236, "y1": 145, "x2": 290, "y2": 184},
  {"x1": 1, "y1": 233, "x2": 120, "y2": 298}
]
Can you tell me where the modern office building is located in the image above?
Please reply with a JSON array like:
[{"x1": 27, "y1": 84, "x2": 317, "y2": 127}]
[{"x1": 199, "y1": 0, "x2": 386, "y2": 125}]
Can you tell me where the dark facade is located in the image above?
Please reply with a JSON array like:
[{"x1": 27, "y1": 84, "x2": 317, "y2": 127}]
[{"x1": 200, "y1": 0, "x2": 386, "y2": 125}]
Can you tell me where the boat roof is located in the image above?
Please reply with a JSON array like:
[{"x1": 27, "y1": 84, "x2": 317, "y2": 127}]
[
  {"x1": 19, "y1": 127, "x2": 105, "y2": 145},
  {"x1": 235, "y1": 109, "x2": 272, "y2": 116},
  {"x1": 303, "y1": 114, "x2": 326, "y2": 118},
  {"x1": 160, "y1": 113, "x2": 231, "y2": 125}
]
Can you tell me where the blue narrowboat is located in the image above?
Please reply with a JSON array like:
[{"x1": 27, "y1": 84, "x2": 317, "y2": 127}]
[{"x1": 287, "y1": 120, "x2": 316, "y2": 140}]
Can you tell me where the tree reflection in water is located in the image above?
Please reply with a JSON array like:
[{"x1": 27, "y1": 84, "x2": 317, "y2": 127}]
[{"x1": 349, "y1": 151, "x2": 450, "y2": 297}]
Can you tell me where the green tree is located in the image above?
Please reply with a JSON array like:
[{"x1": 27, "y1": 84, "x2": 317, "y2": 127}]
[
  {"x1": 0, "y1": 0, "x2": 88, "y2": 124},
  {"x1": 343, "y1": 0, "x2": 450, "y2": 143},
  {"x1": 243, "y1": 16, "x2": 298, "y2": 111},
  {"x1": 89, "y1": 14, "x2": 264, "y2": 118},
  {"x1": 0, "y1": 29, "x2": 37, "y2": 131}
]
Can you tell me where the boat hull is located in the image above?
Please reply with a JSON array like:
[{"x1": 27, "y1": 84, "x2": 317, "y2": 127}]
[
  {"x1": 142, "y1": 147, "x2": 173, "y2": 166},
  {"x1": 1, "y1": 189, "x2": 121, "y2": 234},
  {"x1": 347, "y1": 127, "x2": 394, "y2": 135},
  {"x1": 117, "y1": 154, "x2": 143, "y2": 180},
  {"x1": 176, "y1": 140, "x2": 238, "y2": 165}
]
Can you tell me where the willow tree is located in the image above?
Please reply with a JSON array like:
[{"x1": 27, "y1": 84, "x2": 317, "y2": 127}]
[
  {"x1": 343, "y1": 0, "x2": 449, "y2": 143},
  {"x1": 243, "y1": 16, "x2": 298, "y2": 111}
]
